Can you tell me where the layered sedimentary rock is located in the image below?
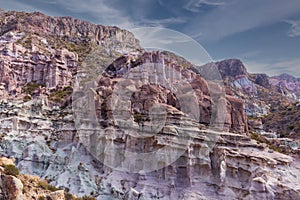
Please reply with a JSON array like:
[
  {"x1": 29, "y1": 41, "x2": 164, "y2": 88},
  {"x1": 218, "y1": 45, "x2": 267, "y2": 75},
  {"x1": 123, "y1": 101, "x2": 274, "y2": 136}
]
[
  {"x1": 0, "y1": 157, "x2": 74, "y2": 200},
  {"x1": 0, "y1": 10, "x2": 141, "y2": 101},
  {"x1": 269, "y1": 73, "x2": 300, "y2": 100},
  {"x1": 0, "y1": 9, "x2": 299, "y2": 200},
  {"x1": 97, "y1": 52, "x2": 248, "y2": 133},
  {"x1": 0, "y1": 38, "x2": 78, "y2": 97},
  {"x1": 205, "y1": 59, "x2": 300, "y2": 157},
  {"x1": 1, "y1": 98, "x2": 299, "y2": 199},
  {"x1": 0, "y1": 11, "x2": 140, "y2": 51}
]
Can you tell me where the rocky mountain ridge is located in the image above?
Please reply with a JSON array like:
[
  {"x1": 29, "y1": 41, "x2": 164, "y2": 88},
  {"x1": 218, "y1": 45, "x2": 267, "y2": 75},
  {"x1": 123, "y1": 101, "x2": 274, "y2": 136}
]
[
  {"x1": 207, "y1": 59, "x2": 300, "y2": 155},
  {"x1": 0, "y1": 9, "x2": 300, "y2": 199}
]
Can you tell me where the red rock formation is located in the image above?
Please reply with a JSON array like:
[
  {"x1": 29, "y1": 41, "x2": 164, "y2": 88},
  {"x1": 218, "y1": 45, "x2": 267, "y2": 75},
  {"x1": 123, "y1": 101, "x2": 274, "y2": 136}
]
[
  {"x1": 99, "y1": 52, "x2": 248, "y2": 133},
  {"x1": 0, "y1": 48, "x2": 77, "y2": 95},
  {"x1": 0, "y1": 11, "x2": 139, "y2": 47}
]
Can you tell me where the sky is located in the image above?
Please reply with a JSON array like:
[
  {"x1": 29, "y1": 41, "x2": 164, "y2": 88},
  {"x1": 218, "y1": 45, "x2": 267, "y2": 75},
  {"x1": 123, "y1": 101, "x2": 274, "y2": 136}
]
[{"x1": 0, "y1": 0, "x2": 300, "y2": 76}]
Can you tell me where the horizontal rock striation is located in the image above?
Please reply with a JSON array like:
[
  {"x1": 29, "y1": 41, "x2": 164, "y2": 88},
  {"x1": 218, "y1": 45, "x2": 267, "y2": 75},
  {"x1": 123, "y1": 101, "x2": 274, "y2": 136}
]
[
  {"x1": 0, "y1": 11, "x2": 140, "y2": 50},
  {"x1": 0, "y1": 9, "x2": 299, "y2": 200},
  {"x1": 0, "y1": 99, "x2": 299, "y2": 199},
  {"x1": 98, "y1": 52, "x2": 248, "y2": 133}
]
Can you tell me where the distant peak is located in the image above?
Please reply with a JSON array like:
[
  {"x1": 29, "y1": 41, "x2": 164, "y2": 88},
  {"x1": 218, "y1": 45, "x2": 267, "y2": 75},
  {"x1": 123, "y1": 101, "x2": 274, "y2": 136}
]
[
  {"x1": 214, "y1": 58, "x2": 248, "y2": 78},
  {"x1": 218, "y1": 58, "x2": 243, "y2": 63},
  {"x1": 273, "y1": 73, "x2": 297, "y2": 81},
  {"x1": 0, "y1": 10, "x2": 141, "y2": 50}
]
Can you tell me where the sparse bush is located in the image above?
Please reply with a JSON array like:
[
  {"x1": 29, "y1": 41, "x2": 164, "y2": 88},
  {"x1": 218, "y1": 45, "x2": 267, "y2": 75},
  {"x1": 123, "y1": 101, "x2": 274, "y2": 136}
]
[
  {"x1": 49, "y1": 86, "x2": 73, "y2": 103},
  {"x1": 3, "y1": 164, "x2": 20, "y2": 177},
  {"x1": 78, "y1": 196, "x2": 97, "y2": 200},
  {"x1": 250, "y1": 132, "x2": 284, "y2": 153},
  {"x1": 38, "y1": 180, "x2": 60, "y2": 192},
  {"x1": 22, "y1": 82, "x2": 45, "y2": 95},
  {"x1": 22, "y1": 186, "x2": 29, "y2": 193},
  {"x1": 48, "y1": 184, "x2": 60, "y2": 192},
  {"x1": 23, "y1": 95, "x2": 32, "y2": 102},
  {"x1": 64, "y1": 193, "x2": 96, "y2": 200},
  {"x1": 37, "y1": 180, "x2": 48, "y2": 190},
  {"x1": 288, "y1": 125, "x2": 294, "y2": 130},
  {"x1": 64, "y1": 192, "x2": 75, "y2": 200},
  {"x1": 134, "y1": 113, "x2": 143, "y2": 123},
  {"x1": 250, "y1": 132, "x2": 268, "y2": 144}
]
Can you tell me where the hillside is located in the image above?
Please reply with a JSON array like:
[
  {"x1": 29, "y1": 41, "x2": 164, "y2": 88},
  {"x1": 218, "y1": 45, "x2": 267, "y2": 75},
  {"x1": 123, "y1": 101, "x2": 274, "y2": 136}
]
[{"x1": 0, "y1": 9, "x2": 300, "y2": 199}]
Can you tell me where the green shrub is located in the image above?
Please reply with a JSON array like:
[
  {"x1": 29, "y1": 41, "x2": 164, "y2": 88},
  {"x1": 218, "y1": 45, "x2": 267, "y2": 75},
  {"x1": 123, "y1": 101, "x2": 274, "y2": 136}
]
[
  {"x1": 288, "y1": 125, "x2": 295, "y2": 130},
  {"x1": 4, "y1": 164, "x2": 20, "y2": 177},
  {"x1": 49, "y1": 86, "x2": 73, "y2": 103},
  {"x1": 250, "y1": 132, "x2": 285, "y2": 153},
  {"x1": 64, "y1": 193, "x2": 96, "y2": 200},
  {"x1": 250, "y1": 132, "x2": 268, "y2": 144},
  {"x1": 48, "y1": 184, "x2": 60, "y2": 192},
  {"x1": 38, "y1": 180, "x2": 60, "y2": 192},
  {"x1": 23, "y1": 95, "x2": 32, "y2": 102},
  {"x1": 269, "y1": 145, "x2": 284, "y2": 153},
  {"x1": 134, "y1": 113, "x2": 144, "y2": 123},
  {"x1": 22, "y1": 82, "x2": 45, "y2": 95},
  {"x1": 37, "y1": 180, "x2": 48, "y2": 190},
  {"x1": 78, "y1": 196, "x2": 97, "y2": 200}
]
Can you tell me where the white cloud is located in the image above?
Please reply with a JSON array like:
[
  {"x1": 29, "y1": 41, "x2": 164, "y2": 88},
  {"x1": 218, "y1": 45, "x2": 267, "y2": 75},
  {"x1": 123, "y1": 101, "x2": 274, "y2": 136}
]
[
  {"x1": 185, "y1": 0, "x2": 300, "y2": 41},
  {"x1": 2, "y1": 0, "x2": 186, "y2": 30},
  {"x1": 184, "y1": 0, "x2": 225, "y2": 12},
  {"x1": 286, "y1": 20, "x2": 300, "y2": 37},
  {"x1": 131, "y1": 27, "x2": 212, "y2": 65},
  {"x1": 244, "y1": 58, "x2": 300, "y2": 77},
  {"x1": 137, "y1": 17, "x2": 186, "y2": 27},
  {"x1": 0, "y1": 0, "x2": 60, "y2": 15},
  {"x1": 240, "y1": 50, "x2": 262, "y2": 59},
  {"x1": 54, "y1": 0, "x2": 135, "y2": 28}
]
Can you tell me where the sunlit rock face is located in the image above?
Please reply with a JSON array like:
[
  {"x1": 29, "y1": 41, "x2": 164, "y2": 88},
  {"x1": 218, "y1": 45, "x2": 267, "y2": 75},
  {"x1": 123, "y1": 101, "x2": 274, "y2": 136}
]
[
  {"x1": 269, "y1": 73, "x2": 300, "y2": 100},
  {"x1": 1, "y1": 99, "x2": 299, "y2": 199},
  {"x1": 0, "y1": 10, "x2": 299, "y2": 200}
]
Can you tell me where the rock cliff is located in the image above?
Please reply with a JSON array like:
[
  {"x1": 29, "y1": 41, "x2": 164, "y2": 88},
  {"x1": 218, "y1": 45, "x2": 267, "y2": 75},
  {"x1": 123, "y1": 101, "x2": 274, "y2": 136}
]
[
  {"x1": 0, "y1": 156, "x2": 84, "y2": 200},
  {"x1": 0, "y1": 9, "x2": 299, "y2": 200}
]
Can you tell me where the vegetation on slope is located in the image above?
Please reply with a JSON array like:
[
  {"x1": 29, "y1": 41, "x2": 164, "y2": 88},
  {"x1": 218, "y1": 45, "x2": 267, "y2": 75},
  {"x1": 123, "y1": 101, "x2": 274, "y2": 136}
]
[{"x1": 263, "y1": 102, "x2": 300, "y2": 138}]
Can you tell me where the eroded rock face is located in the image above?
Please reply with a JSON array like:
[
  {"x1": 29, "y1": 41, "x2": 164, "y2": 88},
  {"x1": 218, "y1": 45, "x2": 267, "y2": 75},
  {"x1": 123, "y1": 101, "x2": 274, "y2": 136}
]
[
  {"x1": 1, "y1": 99, "x2": 299, "y2": 199},
  {"x1": 0, "y1": 11, "x2": 140, "y2": 51},
  {"x1": 0, "y1": 175, "x2": 23, "y2": 200},
  {"x1": 101, "y1": 52, "x2": 248, "y2": 133},
  {"x1": 46, "y1": 190, "x2": 66, "y2": 200},
  {"x1": 0, "y1": 9, "x2": 300, "y2": 200},
  {"x1": 0, "y1": 43, "x2": 77, "y2": 97},
  {"x1": 270, "y1": 73, "x2": 300, "y2": 99},
  {"x1": 0, "y1": 10, "x2": 142, "y2": 102},
  {"x1": 252, "y1": 73, "x2": 270, "y2": 88},
  {"x1": 216, "y1": 59, "x2": 248, "y2": 79}
]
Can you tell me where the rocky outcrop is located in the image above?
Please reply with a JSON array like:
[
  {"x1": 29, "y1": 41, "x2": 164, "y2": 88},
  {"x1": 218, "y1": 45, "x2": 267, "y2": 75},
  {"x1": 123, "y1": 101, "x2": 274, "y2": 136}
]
[
  {"x1": 252, "y1": 73, "x2": 270, "y2": 88},
  {"x1": 215, "y1": 59, "x2": 248, "y2": 79},
  {"x1": 0, "y1": 9, "x2": 299, "y2": 200},
  {"x1": 0, "y1": 40, "x2": 78, "y2": 97},
  {"x1": 0, "y1": 175, "x2": 23, "y2": 200},
  {"x1": 0, "y1": 10, "x2": 142, "y2": 102},
  {"x1": 200, "y1": 59, "x2": 300, "y2": 157},
  {"x1": 0, "y1": 98, "x2": 299, "y2": 199},
  {"x1": 270, "y1": 73, "x2": 300, "y2": 100},
  {"x1": 0, "y1": 11, "x2": 140, "y2": 51},
  {"x1": 101, "y1": 51, "x2": 248, "y2": 133},
  {"x1": 0, "y1": 156, "x2": 78, "y2": 200}
]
